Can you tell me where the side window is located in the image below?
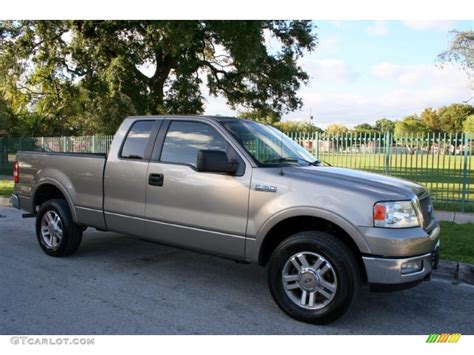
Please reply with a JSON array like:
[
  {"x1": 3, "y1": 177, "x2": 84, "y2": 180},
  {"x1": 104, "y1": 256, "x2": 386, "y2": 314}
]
[
  {"x1": 160, "y1": 121, "x2": 228, "y2": 167},
  {"x1": 121, "y1": 120, "x2": 155, "y2": 159}
]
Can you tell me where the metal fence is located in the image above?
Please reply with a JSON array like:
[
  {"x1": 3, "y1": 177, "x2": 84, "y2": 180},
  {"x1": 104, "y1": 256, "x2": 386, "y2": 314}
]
[
  {"x1": 0, "y1": 135, "x2": 113, "y2": 175},
  {"x1": 1, "y1": 132, "x2": 473, "y2": 212},
  {"x1": 288, "y1": 131, "x2": 473, "y2": 213}
]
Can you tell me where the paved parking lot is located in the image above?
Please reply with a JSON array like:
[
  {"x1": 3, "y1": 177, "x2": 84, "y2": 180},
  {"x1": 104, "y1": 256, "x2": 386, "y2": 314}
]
[{"x1": 1, "y1": 206, "x2": 473, "y2": 335}]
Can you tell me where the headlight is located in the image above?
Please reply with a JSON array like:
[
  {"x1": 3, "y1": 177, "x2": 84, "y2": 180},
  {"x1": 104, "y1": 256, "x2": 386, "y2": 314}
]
[{"x1": 373, "y1": 200, "x2": 420, "y2": 228}]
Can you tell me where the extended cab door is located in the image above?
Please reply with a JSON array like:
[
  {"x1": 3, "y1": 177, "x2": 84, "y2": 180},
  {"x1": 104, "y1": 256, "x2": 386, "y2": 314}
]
[
  {"x1": 104, "y1": 119, "x2": 161, "y2": 236},
  {"x1": 144, "y1": 118, "x2": 251, "y2": 258}
]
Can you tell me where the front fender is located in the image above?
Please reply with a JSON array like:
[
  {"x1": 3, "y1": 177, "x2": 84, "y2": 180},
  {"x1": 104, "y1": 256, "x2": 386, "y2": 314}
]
[{"x1": 246, "y1": 206, "x2": 372, "y2": 263}]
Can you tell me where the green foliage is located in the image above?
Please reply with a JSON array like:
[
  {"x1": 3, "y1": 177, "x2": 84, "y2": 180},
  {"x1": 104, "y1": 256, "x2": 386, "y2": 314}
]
[
  {"x1": 464, "y1": 114, "x2": 474, "y2": 133},
  {"x1": 438, "y1": 103, "x2": 474, "y2": 134},
  {"x1": 374, "y1": 118, "x2": 395, "y2": 133},
  {"x1": 237, "y1": 110, "x2": 281, "y2": 124},
  {"x1": 438, "y1": 30, "x2": 474, "y2": 82},
  {"x1": 326, "y1": 123, "x2": 349, "y2": 135},
  {"x1": 352, "y1": 123, "x2": 376, "y2": 134},
  {"x1": 272, "y1": 120, "x2": 322, "y2": 134},
  {"x1": 0, "y1": 20, "x2": 317, "y2": 135},
  {"x1": 0, "y1": 97, "x2": 15, "y2": 134},
  {"x1": 0, "y1": 179, "x2": 14, "y2": 196},
  {"x1": 420, "y1": 107, "x2": 441, "y2": 133},
  {"x1": 394, "y1": 115, "x2": 428, "y2": 136}
]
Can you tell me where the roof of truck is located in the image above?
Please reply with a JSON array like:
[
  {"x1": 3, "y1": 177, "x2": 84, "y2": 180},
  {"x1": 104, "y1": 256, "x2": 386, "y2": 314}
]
[
  {"x1": 127, "y1": 115, "x2": 236, "y2": 120},
  {"x1": 126, "y1": 115, "x2": 256, "y2": 124}
]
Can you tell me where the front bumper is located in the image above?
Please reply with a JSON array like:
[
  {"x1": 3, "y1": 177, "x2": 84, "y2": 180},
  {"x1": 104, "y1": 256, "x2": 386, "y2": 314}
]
[{"x1": 363, "y1": 240, "x2": 440, "y2": 287}]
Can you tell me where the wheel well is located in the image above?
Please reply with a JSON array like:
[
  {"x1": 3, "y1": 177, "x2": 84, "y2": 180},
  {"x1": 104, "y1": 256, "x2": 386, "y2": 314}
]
[
  {"x1": 33, "y1": 184, "x2": 66, "y2": 211},
  {"x1": 258, "y1": 216, "x2": 367, "y2": 283}
]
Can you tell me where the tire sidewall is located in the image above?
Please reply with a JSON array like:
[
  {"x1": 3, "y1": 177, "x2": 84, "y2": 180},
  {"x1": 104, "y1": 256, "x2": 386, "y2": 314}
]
[
  {"x1": 35, "y1": 200, "x2": 74, "y2": 257},
  {"x1": 268, "y1": 232, "x2": 358, "y2": 324}
]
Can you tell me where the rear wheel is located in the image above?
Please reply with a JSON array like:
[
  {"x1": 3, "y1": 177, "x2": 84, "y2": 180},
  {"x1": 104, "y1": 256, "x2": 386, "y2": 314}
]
[
  {"x1": 267, "y1": 231, "x2": 360, "y2": 324},
  {"x1": 35, "y1": 199, "x2": 83, "y2": 257}
]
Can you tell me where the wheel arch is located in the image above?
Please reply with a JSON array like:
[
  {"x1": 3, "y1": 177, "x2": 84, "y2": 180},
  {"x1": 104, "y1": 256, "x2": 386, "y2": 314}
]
[
  {"x1": 33, "y1": 180, "x2": 78, "y2": 223},
  {"x1": 254, "y1": 208, "x2": 371, "y2": 282}
]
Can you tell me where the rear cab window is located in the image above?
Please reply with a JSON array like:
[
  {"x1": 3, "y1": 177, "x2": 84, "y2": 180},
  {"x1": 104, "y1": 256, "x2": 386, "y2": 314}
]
[{"x1": 120, "y1": 120, "x2": 155, "y2": 159}]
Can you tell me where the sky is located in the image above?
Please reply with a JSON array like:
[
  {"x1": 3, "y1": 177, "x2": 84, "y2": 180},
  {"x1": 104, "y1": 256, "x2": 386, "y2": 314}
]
[{"x1": 203, "y1": 20, "x2": 473, "y2": 128}]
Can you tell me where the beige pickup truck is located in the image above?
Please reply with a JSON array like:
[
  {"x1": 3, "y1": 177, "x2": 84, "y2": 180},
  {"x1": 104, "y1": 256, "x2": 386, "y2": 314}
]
[{"x1": 12, "y1": 115, "x2": 440, "y2": 324}]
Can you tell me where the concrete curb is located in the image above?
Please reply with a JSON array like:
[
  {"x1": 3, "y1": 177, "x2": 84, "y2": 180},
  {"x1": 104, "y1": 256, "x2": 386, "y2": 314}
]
[
  {"x1": 435, "y1": 211, "x2": 474, "y2": 224},
  {"x1": 434, "y1": 260, "x2": 474, "y2": 285}
]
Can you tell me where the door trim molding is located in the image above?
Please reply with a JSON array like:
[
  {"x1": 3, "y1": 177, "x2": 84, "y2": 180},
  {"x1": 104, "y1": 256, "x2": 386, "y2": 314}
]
[{"x1": 104, "y1": 211, "x2": 246, "y2": 239}]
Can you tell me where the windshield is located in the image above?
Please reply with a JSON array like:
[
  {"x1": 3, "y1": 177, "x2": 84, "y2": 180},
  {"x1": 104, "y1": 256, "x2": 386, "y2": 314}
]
[{"x1": 220, "y1": 120, "x2": 317, "y2": 166}]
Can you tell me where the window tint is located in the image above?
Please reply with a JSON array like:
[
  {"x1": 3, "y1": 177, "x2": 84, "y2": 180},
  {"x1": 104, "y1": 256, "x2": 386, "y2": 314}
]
[
  {"x1": 160, "y1": 121, "x2": 228, "y2": 167},
  {"x1": 121, "y1": 120, "x2": 155, "y2": 159}
]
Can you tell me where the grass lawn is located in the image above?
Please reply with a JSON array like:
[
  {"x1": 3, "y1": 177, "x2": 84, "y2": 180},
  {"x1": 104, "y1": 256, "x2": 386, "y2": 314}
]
[
  {"x1": 0, "y1": 180, "x2": 14, "y2": 197},
  {"x1": 439, "y1": 221, "x2": 474, "y2": 264}
]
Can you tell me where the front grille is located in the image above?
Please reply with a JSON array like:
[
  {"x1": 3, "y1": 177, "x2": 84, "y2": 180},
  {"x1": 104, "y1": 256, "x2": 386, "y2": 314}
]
[{"x1": 419, "y1": 195, "x2": 434, "y2": 229}]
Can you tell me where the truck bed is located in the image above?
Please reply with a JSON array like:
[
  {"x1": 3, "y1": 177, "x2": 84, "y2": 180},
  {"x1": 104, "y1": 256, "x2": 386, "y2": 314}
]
[{"x1": 15, "y1": 151, "x2": 107, "y2": 228}]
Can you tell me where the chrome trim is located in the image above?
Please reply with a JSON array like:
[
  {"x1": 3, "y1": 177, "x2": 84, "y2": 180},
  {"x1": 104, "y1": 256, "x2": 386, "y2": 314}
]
[
  {"x1": 75, "y1": 205, "x2": 102, "y2": 213},
  {"x1": 104, "y1": 211, "x2": 246, "y2": 239},
  {"x1": 11, "y1": 194, "x2": 20, "y2": 210},
  {"x1": 429, "y1": 225, "x2": 441, "y2": 241},
  {"x1": 363, "y1": 252, "x2": 433, "y2": 284},
  {"x1": 282, "y1": 251, "x2": 337, "y2": 310},
  {"x1": 255, "y1": 184, "x2": 277, "y2": 192},
  {"x1": 40, "y1": 210, "x2": 63, "y2": 249},
  {"x1": 411, "y1": 195, "x2": 424, "y2": 228}
]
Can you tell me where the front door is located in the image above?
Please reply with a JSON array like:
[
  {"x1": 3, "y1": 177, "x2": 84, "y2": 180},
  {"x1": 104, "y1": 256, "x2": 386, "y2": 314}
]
[{"x1": 144, "y1": 119, "x2": 251, "y2": 258}]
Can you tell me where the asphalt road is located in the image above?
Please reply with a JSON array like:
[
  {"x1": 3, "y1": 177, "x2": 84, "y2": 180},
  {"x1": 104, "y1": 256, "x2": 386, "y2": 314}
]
[{"x1": 0, "y1": 206, "x2": 473, "y2": 335}]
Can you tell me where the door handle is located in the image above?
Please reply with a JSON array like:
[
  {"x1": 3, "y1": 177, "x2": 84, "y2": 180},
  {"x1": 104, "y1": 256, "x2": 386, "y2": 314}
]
[{"x1": 148, "y1": 173, "x2": 164, "y2": 186}]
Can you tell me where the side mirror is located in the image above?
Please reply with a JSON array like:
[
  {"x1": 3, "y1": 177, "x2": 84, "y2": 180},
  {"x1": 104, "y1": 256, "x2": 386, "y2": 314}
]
[{"x1": 197, "y1": 150, "x2": 238, "y2": 175}]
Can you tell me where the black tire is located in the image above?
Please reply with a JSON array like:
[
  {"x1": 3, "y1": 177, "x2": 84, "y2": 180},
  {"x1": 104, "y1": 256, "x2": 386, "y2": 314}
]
[
  {"x1": 267, "y1": 231, "x2": 360, "y2": 324},
  {"x1": 35, "y1": 199, "x2": 83, "y2": 257}
]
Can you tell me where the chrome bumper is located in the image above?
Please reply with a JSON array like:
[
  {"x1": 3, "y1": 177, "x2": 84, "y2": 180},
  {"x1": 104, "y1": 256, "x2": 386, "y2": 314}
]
[
  {"x1": 11, "y1": 193, "x2": 21, "y2": 210},
  {"x1": 363, "y1": 241, "x2": 440, "y2": 285}
]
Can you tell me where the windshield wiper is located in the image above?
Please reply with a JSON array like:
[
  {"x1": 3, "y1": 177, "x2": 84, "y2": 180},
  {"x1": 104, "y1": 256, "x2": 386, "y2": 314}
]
[{"x1": 265, "y1": 157, "x2": 321, "y2": 166}]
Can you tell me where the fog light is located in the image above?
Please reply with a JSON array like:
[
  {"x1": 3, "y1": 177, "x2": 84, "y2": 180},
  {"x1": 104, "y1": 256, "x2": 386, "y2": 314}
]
[{"x1": 401, "y1": 260, "x2": 423, "y2": 275}]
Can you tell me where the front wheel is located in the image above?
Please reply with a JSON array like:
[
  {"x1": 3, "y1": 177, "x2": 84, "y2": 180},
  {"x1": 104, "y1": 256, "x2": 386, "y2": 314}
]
[
  {"x1": 35, "y1": 199, "x2": 83, "y2": 257},
  {"x1": 267, "y1": 231, "x2": 360, "y2": 324}
]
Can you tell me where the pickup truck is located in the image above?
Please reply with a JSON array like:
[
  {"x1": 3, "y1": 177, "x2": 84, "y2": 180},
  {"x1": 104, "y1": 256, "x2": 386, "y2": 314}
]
[{"x1": 12, "y1": 115, "x2": 440, "y2": 324}]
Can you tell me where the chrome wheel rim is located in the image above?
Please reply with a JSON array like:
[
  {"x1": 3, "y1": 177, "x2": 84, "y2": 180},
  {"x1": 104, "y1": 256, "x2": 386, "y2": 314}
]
[
  {"x1": 282, "y1": 251, "x2": 338, "y2": 310},
  {"x1": 40, "y1": 211, "x2": 63, "y2": 249}
]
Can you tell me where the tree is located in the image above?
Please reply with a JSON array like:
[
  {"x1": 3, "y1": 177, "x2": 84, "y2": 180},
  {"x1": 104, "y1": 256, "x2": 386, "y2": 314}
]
[
  {"x1": 420, "y1": 107, "x2": 441, "y2": 133},
  {"x1": 0, "y1": 20, "x2": 317, "y2": 135},
  {"x1": 237, "y1": 110, "x2": 281, "y2": 124},
  {"x1": 272, "y1": 120, "x2": 322, "y2": 134},
  {"x1": 463, "y1": 114, "x2": 474, "y2": 133},
  {"x1": 326, "y1": 123, "x2": 349, "y2": 135},
  {"x1": 0, "y1": 96, "x2": 15, "y2": 135},
  {"x1": 353, "y1": 123, "x2": 376, "y2": 134},
  {"x1": 438, "y1": 103, "x2": 474, "y2": 133},
  {"x1": 374, "y1": 118, "x2": 395, "y2": 133},
  {"x1": 394, "y1": 115, "x2": 428, "y2": 136},
  {"x1": 438, "y1": 31, "x2": 474, "y2": 81}
]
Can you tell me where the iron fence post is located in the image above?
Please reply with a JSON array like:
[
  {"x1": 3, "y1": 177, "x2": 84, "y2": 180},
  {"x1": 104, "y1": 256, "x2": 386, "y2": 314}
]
[
  {"x1": 384, "y1": 131, "x2": 391, "y2": 174},
  {"x1": 316, "y1": 131, "x2": 320, "y2": 160},
  {"x1": 461, "y1": 133, "x2": 469, "y2": 213}
]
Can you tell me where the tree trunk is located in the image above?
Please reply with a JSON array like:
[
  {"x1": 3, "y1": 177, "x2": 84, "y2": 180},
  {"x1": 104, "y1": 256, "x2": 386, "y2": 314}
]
[{"x1": 148, "y1": 54, "x2": 175, "y2": 113}]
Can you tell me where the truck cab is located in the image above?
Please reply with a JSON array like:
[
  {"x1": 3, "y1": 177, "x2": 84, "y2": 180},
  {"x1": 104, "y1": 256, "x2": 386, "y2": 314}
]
[{"x1": 12, "y1": 115, "x2": 440, "y2": 324}]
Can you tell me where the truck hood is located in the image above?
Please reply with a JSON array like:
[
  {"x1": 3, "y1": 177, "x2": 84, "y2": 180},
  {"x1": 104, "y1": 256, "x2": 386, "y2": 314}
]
[{"x1": 289, "y1": 166, "x2": 426, "y2": 200}]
